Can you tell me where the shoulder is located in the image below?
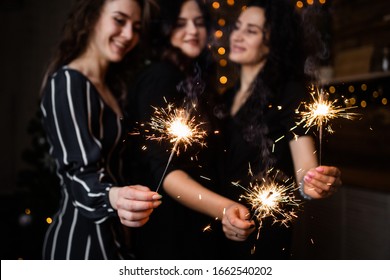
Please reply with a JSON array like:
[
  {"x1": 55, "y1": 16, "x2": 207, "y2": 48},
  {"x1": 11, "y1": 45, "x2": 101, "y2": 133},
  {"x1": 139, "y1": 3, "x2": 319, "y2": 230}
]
[{"x1": 48, "y1": 66, "x2": 89, "y2": 88}]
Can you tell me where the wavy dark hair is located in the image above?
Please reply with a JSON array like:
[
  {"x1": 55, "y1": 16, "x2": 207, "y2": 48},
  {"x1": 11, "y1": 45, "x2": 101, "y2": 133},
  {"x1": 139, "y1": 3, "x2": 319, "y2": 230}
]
[
  {"x1": 41, "y1": 0, "x2": 158, "y2": 100},
  {"x1": 223, "y1": 0, "x2": 309, "y2": 173},
  {"x1": 148, "y1": 0, "x2": 212, "y2": 73}
]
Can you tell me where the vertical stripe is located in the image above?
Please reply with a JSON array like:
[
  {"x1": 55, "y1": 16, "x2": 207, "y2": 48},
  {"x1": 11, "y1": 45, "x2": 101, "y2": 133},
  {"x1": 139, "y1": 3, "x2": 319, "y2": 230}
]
[
  {"x1": 96, "y1": 224, "x2": 108, "y2": 260},
  {"x1": 65, "y1": 71, "x2": 88, "y2": 165},
  {"x1": 66, "y1": 208, "x2": 78, "y2": 260},
  {"x1": 51, "y1": 78, "x2": 68, "y2": 165},
  {"x1": 84, "y1": 236, "x2": 91, "y2": 260},
  {"x1": 86, "y1": 81, "x2": 102, "y2": 149},
  {"x1": 106, "y1": 116, "x2": 122, "y2": 183},
  {"x1": 50, "y1": 188, "x2": 69, "y2": 259}
]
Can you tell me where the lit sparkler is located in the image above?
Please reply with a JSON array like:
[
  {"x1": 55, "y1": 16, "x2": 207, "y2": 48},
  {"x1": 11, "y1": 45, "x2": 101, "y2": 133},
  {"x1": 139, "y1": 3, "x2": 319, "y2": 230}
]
[
  {"x1": 233, "y1": 168, "x2": 301, "y2": 254},
  {"x1": 147, "y1": 102, "x2": 207, "y2": 192},
  {"x1": 297, "y1": 85, "x2": 358, "y2": 163}
]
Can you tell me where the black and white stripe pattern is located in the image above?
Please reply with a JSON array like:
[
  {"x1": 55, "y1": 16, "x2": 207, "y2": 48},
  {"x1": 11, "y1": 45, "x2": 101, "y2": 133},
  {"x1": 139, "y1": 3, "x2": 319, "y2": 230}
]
[{"x1": 41, "y1": 67, "x2": 126, "y2": 259}]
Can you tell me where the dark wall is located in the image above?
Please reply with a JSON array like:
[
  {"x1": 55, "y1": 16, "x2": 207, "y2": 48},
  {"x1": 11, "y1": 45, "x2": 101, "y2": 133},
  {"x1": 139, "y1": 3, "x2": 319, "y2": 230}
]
[{"x1": 0, "y1": 0, "x2": 72, "y2": 195}]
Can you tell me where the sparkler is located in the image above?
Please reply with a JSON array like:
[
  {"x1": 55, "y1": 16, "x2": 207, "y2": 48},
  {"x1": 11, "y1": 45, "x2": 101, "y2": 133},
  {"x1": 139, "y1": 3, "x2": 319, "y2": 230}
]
[
  {"x1": 147, "y1": 101, "x2": 207, "y2": 192},
  {"x1": 297, "y1": 85, "x2": 358, "y2": 164},
  {"x1": 233, "y1": 168, "x2": 301, "y2": 254}
]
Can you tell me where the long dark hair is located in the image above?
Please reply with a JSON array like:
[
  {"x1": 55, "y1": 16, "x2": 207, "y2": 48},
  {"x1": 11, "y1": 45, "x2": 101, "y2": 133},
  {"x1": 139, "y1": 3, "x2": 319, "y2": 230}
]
[
  {"x1": 41, "y1": 0, "x2": 157, "y2": 99},
  {"x1": 149, "y1": 0, "x2": 212, "y2": 73},
  {"x1": 220, "y1": 0, "x2": 309, "y2": 173}
]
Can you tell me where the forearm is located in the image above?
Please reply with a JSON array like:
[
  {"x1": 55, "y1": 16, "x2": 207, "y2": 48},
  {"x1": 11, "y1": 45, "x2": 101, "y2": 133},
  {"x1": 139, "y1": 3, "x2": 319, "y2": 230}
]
[{"x1": 163, "y1": 170, "x2": 237, "y2": 220}]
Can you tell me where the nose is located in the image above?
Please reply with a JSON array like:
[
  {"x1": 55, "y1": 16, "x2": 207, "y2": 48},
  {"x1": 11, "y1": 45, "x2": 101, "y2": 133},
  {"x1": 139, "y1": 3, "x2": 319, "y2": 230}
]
[
  {"x1": 186, "y1": 20, "x2": 198, "y2": 34},
  {"x1": 122, "y1": 23, "x2": 134, "y2": 41}
]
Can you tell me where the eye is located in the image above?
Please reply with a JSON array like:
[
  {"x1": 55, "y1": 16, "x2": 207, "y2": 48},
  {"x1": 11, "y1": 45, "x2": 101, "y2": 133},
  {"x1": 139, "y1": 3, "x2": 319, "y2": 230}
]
[
  {"x1": 114, "y1": 17, "x2": 126, "y2": 26},
  {"x1": 175, "y1": 19, "x2": 186, "y2": 28},
  {"x1": 133, "y1": 23, "x2": 142, "y2": 33},
  {"x1": 194, "y1": 18, "x2": 205, "y2": 27},
  {"x1": 247, "y1": 29, "x2": 258, "y2": 34}
]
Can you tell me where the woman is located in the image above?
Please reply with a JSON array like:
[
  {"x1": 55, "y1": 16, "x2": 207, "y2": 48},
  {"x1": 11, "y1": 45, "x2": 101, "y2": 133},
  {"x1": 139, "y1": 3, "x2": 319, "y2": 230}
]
[
  {"x1": 126, "y1": 0, "x2": 254, "y2": 259},
  {"x1": 214, "y1": 0, "x2": 342, "y2": 259},
  {"x1": 40, "y1": 0, "x2": 161, "y2": 260}
]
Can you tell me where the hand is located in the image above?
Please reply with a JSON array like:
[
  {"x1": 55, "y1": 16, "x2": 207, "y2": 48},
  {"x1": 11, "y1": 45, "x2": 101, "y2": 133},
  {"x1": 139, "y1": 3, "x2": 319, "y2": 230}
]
[
  {"x1": 109, "y1": 185, "x2": 162, "y2": 227},
  {"x1": 302, "y1": 166, "x2": 342, "y2": 199},
  {"x1": 222, "y1": 203, "x2": 255, "y2": 241}
]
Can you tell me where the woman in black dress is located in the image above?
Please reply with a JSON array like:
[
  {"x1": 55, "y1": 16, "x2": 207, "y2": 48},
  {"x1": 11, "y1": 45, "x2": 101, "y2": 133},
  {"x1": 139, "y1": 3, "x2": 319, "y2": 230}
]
[
  {"x1": 126, "y1": 0, "x2": 255, "y2": 259},
  {"x1": 40, "y1": 0, "x2": 161, "y2": 259},
  {"x1": 213, "y1": 0, "x2": 342, "y2": 259}
]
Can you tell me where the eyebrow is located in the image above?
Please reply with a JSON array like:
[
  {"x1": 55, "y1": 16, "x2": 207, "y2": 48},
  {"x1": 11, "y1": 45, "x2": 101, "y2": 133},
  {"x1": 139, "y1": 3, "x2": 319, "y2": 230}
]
[
  {"x1": 237, "y1": 20, "x2": 263, "y2": 30},
  {"x1": 114, "y1": 11, "x2": 140, "y2": 22},
  {"x1": 177, "y1": 15, "x2": 204, "y2": 21}
]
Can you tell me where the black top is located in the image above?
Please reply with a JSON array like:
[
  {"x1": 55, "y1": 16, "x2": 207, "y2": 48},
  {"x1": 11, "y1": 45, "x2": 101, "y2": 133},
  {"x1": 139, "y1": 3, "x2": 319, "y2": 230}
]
[
  {"x1": 40, "y1": 67, "x2": 127, "y2": 259},
  {"x1": 125, "y1": 60, "x2": 219, "y2": 259},
  {"x1": 214, "y1": 80, "x2": 310, "y2": 259}
]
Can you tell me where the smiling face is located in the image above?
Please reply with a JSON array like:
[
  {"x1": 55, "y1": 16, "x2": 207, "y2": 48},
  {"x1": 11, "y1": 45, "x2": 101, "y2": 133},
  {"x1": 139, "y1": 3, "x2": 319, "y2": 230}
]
[
  {"x1": 229, "y1": 6, "x2": 269, "y2": 67},
  {"x1": 170, "y1": 0, "x2": 207, "y2": 59},
  {"x1": 89, "y1": 0, "x2": 141, "y2": 63}
]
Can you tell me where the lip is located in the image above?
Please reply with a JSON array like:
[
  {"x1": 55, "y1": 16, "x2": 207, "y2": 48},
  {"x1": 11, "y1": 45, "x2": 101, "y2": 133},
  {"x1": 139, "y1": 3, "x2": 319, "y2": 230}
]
[
  {"x1": 184, "y1": 38, "x2": 200, "y2": 46},
  {"x1": 230, "y1": 45, "x2": 246, "y2": 53}
]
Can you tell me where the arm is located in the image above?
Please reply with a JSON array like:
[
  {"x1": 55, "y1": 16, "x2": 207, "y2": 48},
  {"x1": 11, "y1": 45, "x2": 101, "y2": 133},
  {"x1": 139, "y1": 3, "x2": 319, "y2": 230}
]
[
  {"x1": 289, "y1": 135, "x2": 342, "y2": 199},
  {"x1": 163, "y1": 170, "x2": 255, "y2": 240}
]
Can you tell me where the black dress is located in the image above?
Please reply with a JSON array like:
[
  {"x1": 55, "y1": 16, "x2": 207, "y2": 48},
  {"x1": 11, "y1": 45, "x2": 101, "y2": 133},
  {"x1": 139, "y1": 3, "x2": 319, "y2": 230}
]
[
  {"x1": 40, "y1": 67, "x2": 128, "y2": 259},
  {"x1": 125, "y1": 60, "x2": 219, "y2": 259},
  {"x1": 214, "y1": 80, "x2": 310, "y2": 259}
]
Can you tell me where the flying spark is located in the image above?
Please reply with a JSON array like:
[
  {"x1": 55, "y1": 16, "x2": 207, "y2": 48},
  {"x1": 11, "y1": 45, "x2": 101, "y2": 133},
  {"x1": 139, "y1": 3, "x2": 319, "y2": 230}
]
[
  {"x1": 147, "y1": 102, "x2": 207, "y2": 192},
  {"x1": 233, "y1": 169, "x2": 302, "y2": 254},
  {"x1": 297, "y1": 86, "x2": 358, "y2": 163}
]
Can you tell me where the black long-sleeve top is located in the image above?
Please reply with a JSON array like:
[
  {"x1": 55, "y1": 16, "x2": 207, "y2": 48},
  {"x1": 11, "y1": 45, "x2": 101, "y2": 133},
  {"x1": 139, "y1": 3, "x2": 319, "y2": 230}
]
[{"x1": 40, "y1": 66, "x2": 127, "y2": 259}]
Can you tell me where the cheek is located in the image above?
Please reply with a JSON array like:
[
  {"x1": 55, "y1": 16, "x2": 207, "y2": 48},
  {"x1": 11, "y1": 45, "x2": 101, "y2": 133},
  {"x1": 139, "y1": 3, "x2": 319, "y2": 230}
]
[{"x1": 170, "y1": 31, "x2": 181, "y2": 48}]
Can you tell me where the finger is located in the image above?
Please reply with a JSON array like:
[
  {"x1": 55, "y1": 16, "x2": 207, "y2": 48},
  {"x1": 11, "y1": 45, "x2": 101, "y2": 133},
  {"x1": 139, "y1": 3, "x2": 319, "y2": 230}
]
[
  {"x1": 118, "y1": 208, "x2": 154, "y2": 223},
  {"x1": 118, "y1": 199, "x2": 161, "y2": 212},
  {"x1": 121, "y1": 217, "x2": 150, "y2": 228},
  {"x1": 316, "y1": 166, "x2": 341, "y2": 177},
  {"x1": 122, "y1": 186, "x2": 162, "y2": 201}
]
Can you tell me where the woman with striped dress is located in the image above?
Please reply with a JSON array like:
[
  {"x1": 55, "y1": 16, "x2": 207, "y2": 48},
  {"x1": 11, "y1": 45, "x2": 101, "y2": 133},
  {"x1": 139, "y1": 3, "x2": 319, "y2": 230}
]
[{"x1": 40, "y1": 0, "x2": 161, "y2": 259}]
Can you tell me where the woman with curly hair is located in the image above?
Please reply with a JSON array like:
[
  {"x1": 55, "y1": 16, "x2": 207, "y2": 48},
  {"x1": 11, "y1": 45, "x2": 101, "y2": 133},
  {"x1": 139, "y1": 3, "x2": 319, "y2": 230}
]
[
  {"x1": 40, "y1": 0, "x2": 162, "y2": 259},
  {"x1": 213, "y1": 0, "x2": 342, "y2": 259}
]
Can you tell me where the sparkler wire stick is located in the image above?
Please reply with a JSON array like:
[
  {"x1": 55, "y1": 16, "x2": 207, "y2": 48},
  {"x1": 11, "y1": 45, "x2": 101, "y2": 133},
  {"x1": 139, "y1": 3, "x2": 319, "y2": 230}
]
[
  {"x1": 155, "y1": 139, "x2": 179, "y2": 193},
  {"x1": 297, "y1": 86, "x2": 358, "y2": 165}
]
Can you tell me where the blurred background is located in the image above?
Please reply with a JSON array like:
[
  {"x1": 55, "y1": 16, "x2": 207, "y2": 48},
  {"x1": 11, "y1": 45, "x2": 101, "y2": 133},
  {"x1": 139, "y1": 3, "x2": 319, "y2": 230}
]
[{"x1": 0, "y1": 0, "x2": 389, "y2": 259}]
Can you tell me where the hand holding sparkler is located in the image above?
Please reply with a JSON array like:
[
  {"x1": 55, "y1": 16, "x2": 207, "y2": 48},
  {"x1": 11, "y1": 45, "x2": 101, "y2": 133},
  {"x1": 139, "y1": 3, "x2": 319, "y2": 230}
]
[
  {"x1": 232, "y1": 168, "x2": 302, "y2": 254},
  {"x1": 221, "y1": 203, "x2": 255, "y2": 241},
  {"x1": 300, "y1": 165, "x2": 342, "y2": 199}
]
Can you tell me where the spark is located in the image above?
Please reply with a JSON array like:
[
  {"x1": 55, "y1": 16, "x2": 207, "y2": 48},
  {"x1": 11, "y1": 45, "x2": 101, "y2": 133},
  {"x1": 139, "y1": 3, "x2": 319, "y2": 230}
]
[
  {"x1": 297, "y1": 85, "x2": 358, "y2": 163},
  {"x1": 147, "y1": 102, "x2": 207, "y2": 192},
  {"x1": 147, "y1": 104, "x2": 207, "y2": 155},
  {"x1": 203, "y1": 224, "x2": 212, "y2": 232},
  {"x1": 233, "y1": 169, "x2": 302, "y2": 254}
]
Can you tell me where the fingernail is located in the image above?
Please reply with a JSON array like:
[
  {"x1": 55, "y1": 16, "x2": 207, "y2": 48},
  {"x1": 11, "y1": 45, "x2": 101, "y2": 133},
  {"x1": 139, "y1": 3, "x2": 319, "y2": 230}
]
[
  {"x1": 316, "y1": 166, "x2": 324, "y2": 172},
  {"x1": 152, "y1": 194, "x2": 162, "y2": 200},
  {"x1": 307, "y1": 171, "x2": 315, "y2": 177}
]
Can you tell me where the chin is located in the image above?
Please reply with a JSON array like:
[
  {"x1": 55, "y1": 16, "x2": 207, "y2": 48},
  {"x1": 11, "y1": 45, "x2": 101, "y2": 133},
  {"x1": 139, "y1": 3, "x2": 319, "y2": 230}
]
[{"x1": 183, "y1": 49, "x2": 202, "y2": 59}]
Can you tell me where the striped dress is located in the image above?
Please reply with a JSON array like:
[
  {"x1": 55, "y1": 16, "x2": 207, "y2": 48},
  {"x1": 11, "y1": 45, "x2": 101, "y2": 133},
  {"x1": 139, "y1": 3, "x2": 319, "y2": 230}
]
[{"x1": 40, "y1": 66, "x2": 127, "y2": 259}]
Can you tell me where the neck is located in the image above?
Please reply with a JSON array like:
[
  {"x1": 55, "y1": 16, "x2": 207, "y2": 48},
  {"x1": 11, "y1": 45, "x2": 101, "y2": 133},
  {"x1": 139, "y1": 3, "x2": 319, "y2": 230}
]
[
  {"x1": 69, "y1": 47, "x2": 109, "y2": 84},
  {"x1": 239, "y1": 61, "x2": 266, "y2": 93}
]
